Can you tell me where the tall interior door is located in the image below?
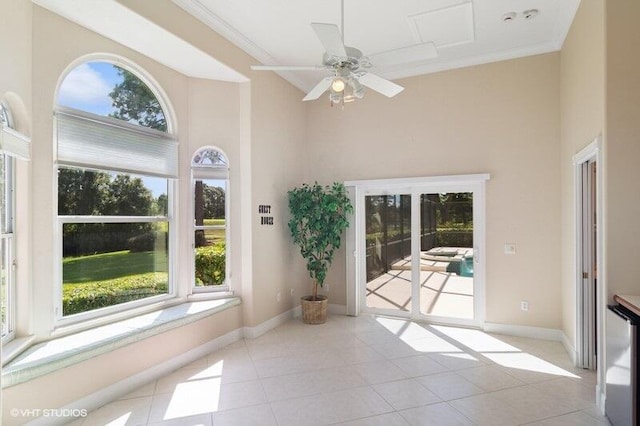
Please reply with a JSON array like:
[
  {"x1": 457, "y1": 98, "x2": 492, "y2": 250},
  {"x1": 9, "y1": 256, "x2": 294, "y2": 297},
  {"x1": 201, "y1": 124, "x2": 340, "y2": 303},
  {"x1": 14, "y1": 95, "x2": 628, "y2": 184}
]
[
  {"x1": 353, "y1": 176, "x2": 487, "y2": 327},
  {"x1": 579, "y1": 159, "x2": 597, "y2": 369}
]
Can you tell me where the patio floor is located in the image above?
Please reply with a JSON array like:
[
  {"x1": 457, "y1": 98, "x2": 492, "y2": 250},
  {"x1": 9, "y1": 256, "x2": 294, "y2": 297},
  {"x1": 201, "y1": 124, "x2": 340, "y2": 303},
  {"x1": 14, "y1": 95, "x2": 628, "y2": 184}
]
[{"x1": 366, "y1": 248, "x2": 474, "y2": 320}]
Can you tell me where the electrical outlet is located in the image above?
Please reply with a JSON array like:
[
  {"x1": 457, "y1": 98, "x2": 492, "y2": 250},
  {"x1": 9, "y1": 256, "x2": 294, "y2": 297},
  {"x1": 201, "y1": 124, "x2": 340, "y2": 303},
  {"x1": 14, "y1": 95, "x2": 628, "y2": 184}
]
[
  {"x1": 520, "y1": 300, "x2": 529, "y2": 312},
  {"x1": 290, "y1": 288, "x2": 294, "y2": 297},
  {"x1": 504, "y1": 243, "x2": 517, "y2": 255},
  {"x1": 277, "y1": 292, "x2": 281, "y2": 302}
]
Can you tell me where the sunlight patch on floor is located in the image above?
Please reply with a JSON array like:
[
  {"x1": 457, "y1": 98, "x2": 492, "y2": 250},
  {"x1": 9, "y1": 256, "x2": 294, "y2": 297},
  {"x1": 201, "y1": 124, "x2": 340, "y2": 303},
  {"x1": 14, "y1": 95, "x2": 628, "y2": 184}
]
[
  {"x1": 105, "y1": 413, "x2": 132, "y2": 426},
  {"x1": 375, "y1": 317, "x2": 463, "y2": 353},
  {"x1": 375, "y1": 317, "x2": 437, "y2": 340},
  {"x1": 484, "y1": 352, "x2": 579, "y2": 378},
  {"x1": 431, "y1": 325, "x2": 579, "y2": 379},
  {"x1": 164, "y1": 377, "x2": 221, "y2": 420},
  {"x1": 431, "y1": 325, "x2": 521, "y2": 353}
]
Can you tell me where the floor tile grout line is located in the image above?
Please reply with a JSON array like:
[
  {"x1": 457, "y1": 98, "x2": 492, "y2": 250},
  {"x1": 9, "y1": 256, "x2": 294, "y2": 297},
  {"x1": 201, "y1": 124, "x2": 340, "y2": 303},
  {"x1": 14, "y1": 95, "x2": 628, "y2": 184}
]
[{"x1": 79, "y1": 316, "x2": 601, "y2": 426}]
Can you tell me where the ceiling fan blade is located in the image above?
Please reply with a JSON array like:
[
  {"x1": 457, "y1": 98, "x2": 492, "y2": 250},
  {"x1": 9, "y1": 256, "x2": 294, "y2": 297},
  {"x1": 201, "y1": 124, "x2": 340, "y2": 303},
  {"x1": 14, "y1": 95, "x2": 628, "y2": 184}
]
[
  {"x1": 251, "y1": 65, "x2": 326, "y2": 71},
  {"x1": 368, "y1": 42, "x2": 438, "y2": 68},
  {"x1": 357, "y1": 73, "x2": 404, "y2": 98},
  {"x1": 311, "y1": 23, "x2": 347, "y2": 57},
  {"x1": 302, "y1": 77, "x2": 333, "y2": 101}
]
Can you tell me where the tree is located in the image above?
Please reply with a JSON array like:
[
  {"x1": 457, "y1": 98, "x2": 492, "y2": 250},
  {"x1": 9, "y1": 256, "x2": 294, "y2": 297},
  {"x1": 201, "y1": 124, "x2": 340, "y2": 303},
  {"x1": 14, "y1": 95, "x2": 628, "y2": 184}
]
[
  {"x1": 155, "y1": 194, "x2": 168, "y2": 216},
  {"x1": 109, "y1": 67, "x2": 167, "y2": 132},
  {"x1": 58, "y1": 168, "x2": 111, "y2": 215},
  {"x1": 203, "y1": 185, "x2": 225, "y2": 219},
  {"x1": 104, "y1": 174, "x2": 154, "y2": 216},
  {"x1": 58, "y1": 169, "x2": 156, "y2": 256},
  {"x1": 194, "y1": 180, "x2": 206, "y2": 247}
]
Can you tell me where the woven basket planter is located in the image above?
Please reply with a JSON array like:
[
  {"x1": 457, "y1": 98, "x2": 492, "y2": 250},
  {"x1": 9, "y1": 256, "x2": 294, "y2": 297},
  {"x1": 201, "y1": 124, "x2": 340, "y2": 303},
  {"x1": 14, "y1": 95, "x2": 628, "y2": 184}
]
[{"x1": 301, "y1": 295, "x2": 328, "y2": 324}]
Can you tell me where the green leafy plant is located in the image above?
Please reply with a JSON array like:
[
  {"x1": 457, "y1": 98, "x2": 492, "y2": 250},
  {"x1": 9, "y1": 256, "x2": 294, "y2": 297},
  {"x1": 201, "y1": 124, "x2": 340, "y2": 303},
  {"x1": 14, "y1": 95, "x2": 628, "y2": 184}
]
[
  {"x1": 288, "y1": 182, "x2": 353, "y2": 300},
  {"x1": 195, "y1": 243, "x2": 226, "y2": 286}
]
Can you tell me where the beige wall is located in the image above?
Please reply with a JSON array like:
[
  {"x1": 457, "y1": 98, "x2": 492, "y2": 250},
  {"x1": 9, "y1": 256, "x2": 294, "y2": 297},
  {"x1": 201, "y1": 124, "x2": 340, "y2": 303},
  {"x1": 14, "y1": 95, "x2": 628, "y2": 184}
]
[
  {"x1": 307, "y1": 53, "x2": 563, "y2": 329},
  {"x1": 559, "y1": 0, "x2": 605, "y2": 348},
  {"x1": 605, "y1": 0, "x2": 640, "y2": 298}
]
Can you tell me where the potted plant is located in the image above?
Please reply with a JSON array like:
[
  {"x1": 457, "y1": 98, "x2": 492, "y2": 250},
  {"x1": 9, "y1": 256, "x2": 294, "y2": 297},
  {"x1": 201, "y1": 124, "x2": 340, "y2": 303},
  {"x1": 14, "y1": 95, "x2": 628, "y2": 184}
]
[{"x1": 288, "y1": 182, "x2": 353, "y2": 324}]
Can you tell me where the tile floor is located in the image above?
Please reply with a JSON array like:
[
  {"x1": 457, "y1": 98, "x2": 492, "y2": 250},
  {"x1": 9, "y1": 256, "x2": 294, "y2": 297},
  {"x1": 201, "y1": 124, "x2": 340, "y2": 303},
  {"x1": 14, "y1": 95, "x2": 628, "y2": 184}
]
[{"x1": 74, "y1": 315, "x2": 611, "y2": 426}]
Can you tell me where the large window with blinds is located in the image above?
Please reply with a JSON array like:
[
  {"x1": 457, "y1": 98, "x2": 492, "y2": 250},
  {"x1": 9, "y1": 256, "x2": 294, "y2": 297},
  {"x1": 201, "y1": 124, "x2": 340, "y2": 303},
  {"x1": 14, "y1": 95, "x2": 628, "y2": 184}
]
[{"x1": 55, "y1": 60, "x2": 176, "y2": 321}]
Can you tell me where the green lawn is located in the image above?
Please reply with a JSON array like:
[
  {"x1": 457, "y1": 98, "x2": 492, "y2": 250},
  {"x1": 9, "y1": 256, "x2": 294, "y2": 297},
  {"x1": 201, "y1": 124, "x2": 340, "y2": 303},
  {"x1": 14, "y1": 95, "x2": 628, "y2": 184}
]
[
  {"x1": 62, "y1": 250, "x2": 169, "y2": 315},
  {"x1": 63, "y1": 250, "x2": 167, "y2": 284},
  {"x1": 199, "y1": 219, "x2": 226, "y2": 245}
]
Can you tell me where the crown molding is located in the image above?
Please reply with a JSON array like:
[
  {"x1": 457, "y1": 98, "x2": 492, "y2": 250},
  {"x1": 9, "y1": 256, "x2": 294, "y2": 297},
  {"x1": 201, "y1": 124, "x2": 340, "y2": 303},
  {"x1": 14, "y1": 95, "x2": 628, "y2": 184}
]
[{"x1": 379, "y1": 40, "x2": 561, "y2": 82}]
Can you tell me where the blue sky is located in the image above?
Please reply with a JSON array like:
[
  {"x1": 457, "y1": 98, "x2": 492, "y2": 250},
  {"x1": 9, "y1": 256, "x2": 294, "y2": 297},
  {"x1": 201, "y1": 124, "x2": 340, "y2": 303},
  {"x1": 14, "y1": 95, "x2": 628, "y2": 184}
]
[
  {"x1": 58, "y1": 62, "x2": 167, "y2": 197},
  {"x1": 58, "y1": 62, "x2": 121, "y2": 116}
]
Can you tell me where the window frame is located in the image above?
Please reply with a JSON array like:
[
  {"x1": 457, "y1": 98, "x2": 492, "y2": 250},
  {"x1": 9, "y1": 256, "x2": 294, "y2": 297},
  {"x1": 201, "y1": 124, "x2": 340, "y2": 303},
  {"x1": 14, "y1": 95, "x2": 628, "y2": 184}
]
[
  {"x1": 55, "y1": 189, "x2": 176, "y2": 325},
  {"x1": 53, "y1": 58, "x2": 178, "y2": 327},
  {"x1": 1, "y1": 102, "x2": 16, "y2": 342},
  {"x1": 191, "y1": 147, "x2": 230, "y2": 293},
  {"x1": 1, "y1": 148, "x2": 16, "y2": 343}
]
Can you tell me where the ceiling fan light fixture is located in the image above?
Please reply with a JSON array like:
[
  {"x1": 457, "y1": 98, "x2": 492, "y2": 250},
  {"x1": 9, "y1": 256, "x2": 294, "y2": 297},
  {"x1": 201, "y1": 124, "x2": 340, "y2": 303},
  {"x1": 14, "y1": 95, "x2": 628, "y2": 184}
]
[
  {"x1": 348, "y1": 77, "x2": 365, "y2": 99},
  {"x1": 331, "y1": 77, "x2": 346, "y2": 92},
  {"x1": 329, "y1": 92, "x2": 342, "y2": 105}
]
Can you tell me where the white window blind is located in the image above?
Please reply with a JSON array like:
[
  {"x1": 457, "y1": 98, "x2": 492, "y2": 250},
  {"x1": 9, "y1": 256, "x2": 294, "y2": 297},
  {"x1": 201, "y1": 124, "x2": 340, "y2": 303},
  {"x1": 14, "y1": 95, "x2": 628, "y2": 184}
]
[
  {"x1": 0, "y1": 125, "x2": 30, "y2": 161},
  {"x1": 55, "y1": 107, "x2": 178, "y2": 178}
]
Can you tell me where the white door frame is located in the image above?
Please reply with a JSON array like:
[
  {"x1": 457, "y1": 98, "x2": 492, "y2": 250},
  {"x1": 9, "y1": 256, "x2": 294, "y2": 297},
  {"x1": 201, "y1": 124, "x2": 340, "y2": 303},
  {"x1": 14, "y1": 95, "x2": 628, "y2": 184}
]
[
  {"x1": 345, "y1": 174, "x2": 489, "y2": 327},
  {"x1": 573, "y1": 136, "x2": 605, "y2": 405}
]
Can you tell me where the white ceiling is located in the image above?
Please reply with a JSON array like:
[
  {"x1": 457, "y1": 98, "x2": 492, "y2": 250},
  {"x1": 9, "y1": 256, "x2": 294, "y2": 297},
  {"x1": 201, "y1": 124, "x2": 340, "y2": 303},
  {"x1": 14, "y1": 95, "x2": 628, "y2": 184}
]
[
  {"x1": 173, "y1": 0, "x2": 581, "y2": 93},
  {"x1": 33, "y1": 0, "x2": 581, "y2": 94}
]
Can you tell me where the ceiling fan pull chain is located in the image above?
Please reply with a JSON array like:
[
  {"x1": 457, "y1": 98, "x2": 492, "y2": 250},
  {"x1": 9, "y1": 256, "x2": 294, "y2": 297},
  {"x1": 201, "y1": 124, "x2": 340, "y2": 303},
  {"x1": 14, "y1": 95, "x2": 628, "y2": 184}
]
[{"x1": 341, "y1": 0, "x2": 345, "y2": 45}]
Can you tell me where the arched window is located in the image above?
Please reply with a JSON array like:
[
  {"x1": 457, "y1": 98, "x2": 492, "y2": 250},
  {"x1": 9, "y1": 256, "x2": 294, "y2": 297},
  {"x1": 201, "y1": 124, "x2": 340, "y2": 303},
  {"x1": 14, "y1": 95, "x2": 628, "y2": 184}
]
[
  {"x1": 0, "y1": 102, "x2": 10, "y2": 127},
  {"x1": 192, "y1": 147, "x2": 229, "y2": 290},
  {"x1": 55, "y1": 59, "x2": 176, "y2": 321}
]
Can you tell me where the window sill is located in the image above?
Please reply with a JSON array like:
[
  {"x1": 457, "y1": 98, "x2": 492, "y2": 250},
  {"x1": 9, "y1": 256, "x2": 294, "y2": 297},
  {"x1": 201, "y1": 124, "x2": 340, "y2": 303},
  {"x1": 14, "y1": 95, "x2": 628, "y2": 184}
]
[
  {"x1": 1, "y1": 335, "x2": 37, "y2": 367},
  {"x1": 1, "y1": 297, "x2": 241, "y2": 388},
  {"x1": 187, "y1": 290, "x2": 234, "y2": 301}
]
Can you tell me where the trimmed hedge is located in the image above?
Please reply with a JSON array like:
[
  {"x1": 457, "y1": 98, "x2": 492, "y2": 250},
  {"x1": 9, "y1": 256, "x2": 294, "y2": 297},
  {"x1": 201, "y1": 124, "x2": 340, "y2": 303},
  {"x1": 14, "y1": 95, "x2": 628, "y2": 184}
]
[
  {"x1": 435, "y1": 229, "x2": 473, "y2": 248},
  {"x1": 63, "y1": 273, "x2": 168, "y2": 316},
  {"x1": 195, "y1": 243, "x2": 225, "y2": 286}
]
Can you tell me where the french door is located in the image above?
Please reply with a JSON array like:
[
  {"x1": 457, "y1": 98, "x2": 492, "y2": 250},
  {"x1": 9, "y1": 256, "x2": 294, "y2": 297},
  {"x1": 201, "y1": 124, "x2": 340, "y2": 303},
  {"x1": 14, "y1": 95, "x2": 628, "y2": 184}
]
[{"x1": 346, "y1": 175, "x2": 488, "y2": 327}]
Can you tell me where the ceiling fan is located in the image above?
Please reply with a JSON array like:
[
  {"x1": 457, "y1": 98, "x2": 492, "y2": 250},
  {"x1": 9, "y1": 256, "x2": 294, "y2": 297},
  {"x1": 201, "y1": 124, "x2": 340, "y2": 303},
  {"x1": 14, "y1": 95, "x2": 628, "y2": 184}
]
[{"x1": 250, "y1": 0, "x2": 437, "y2": 105}]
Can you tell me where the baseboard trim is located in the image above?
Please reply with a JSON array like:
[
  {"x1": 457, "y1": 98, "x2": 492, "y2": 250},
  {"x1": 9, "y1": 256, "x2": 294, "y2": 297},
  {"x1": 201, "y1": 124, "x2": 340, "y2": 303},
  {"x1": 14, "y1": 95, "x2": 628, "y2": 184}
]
[
  {"x1": 242, "y1": 308, "x2": 295, "y2": 339},
  {"x1": 328, "y1": 303, "x2": 346, "y2": 315},
  {"x1": 483, "y1": 322, "x2": 564, "y2": 341},
  {"x1": 595, "y1": 383, "x2": 606, "y2": 415},
  {"x1": 561, "y1": 332, "x2": 577, "y2": 365}
]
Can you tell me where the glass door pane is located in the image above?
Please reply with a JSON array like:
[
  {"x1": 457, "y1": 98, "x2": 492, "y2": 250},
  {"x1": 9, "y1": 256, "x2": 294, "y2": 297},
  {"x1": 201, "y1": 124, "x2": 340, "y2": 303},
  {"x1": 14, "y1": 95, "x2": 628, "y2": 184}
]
[
  {"x1": 364, "y1": 194, "x2": 411, "y2": 312},
  {"x1": 419, "y1": 192, "x2": 474, "y2": 320}
]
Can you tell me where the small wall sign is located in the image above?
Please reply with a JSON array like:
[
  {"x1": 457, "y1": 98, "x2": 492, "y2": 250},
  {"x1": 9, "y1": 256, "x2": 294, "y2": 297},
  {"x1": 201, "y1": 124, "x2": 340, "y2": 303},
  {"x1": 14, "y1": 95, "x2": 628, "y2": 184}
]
[{"x1": 258, "y1": 204, "x2": 274, "y2": 226}]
